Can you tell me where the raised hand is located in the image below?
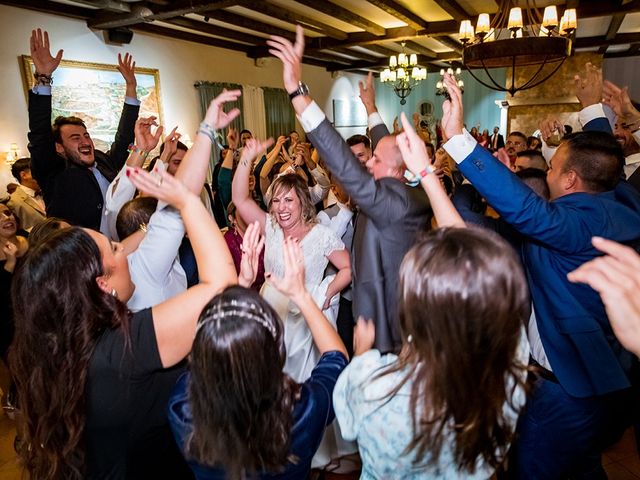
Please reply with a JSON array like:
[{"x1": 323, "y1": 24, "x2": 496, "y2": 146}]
[
  {"x1": 392, "y1": 116, "x2": 400, "y2": 134},
  {"x1": 30, "y1": 28, "x2": 63, "y2": 75},
  {"x1": 395, "y1": 112, "x2": 434, "y2": 176},
  {"x1": 267, "y1": 25, "x2": 305, "y2": 94},
  {"x1": 117, "y1": 52, "x2": 137, "y2": 87},
  {"x1": 267, "y1": 236, "x2": 307, "y2": 301},
  {"x1": 238, "y1": 221, "x2": 265, "y2": 288},
  {"x1": 353, "y1": 317, "x2": 375, "y2": 356},
  {"x1": 539, "y1": 117, "x2": 565, "y2": 143},
  {"x1": 127, "y1": 167, "x2": 194, "y2": 211},
  {"x1": 134, "y1": 116, "x2": 163, "y2": 152},
  {"x1": 159, "y1": 126, "x2": 181, "y2": 162},
  {"x1": 441, "y1": 73, "x2": 464, "y2": 141},
  {"x1": 603, "y1": 80, "x2": 640, "y2": 126},
  {"x1": 239, "y1": 138, "x2": 275, "y2": 169},
  {"x1": 568, "y1": 237, "x2": 640, "y2": 357},
  {"x1": 358, "y1": 72, "x2": 377, "y2": 115},
  {"x1": 227, "y1": 128, "x2": 238, "y2": 150},
  {"x1": 203, "y1": 89, "x2": 242, "y2": 131},
  {"x1": 574, "y1": 62, "x2": 603, "y2": 108}
]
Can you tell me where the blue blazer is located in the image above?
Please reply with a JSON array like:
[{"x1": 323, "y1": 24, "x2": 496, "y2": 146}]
[{"x1": 457, "y1": 144, "x2": 640, "y2": 397}]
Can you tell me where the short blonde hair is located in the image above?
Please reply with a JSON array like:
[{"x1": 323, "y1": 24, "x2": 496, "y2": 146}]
[{"x1": 268, "y1": 174, "x2": 317, "y2": 225}]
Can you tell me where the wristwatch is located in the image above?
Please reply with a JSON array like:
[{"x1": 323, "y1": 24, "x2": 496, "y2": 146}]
[{"x1": 289, "y1": 82, "x2": 310, "y2": 100}]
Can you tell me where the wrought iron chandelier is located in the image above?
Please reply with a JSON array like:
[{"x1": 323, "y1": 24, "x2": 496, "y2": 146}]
[
  {"x1": 380, "y1": 42, "x2": 427, "y2": 105},
  {"x1": 458, "y1": 1, "x2": 577, "y2": 96}
]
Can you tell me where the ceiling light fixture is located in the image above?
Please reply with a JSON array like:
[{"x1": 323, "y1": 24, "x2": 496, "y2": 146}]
[
  {"x1": 459, "y1": 1, "x2": 577, "y2": 96},
  {"x1": 380, "y1": 42, "x2": 427, "y2": 105}
]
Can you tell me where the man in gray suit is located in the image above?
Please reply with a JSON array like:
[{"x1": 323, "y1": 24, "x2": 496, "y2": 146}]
[
  {"x1": 269, "y1": 27, "x2": 432, "y2": 353},
  {"x1": 8, "y1": 157, "x2": 46, "y2": 231}
]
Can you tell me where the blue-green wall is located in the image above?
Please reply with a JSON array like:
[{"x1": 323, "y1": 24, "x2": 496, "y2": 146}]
[{"x1": 374, "y1": 68, "x2": 507, "y2": 134}]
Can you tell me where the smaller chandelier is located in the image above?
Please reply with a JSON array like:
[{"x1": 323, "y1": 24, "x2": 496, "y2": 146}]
[
  {"x1": 436, "y1": 67, "x2": 464, "y2": 100},
  {"x1": 380, "y1": 43, "x2": 427, "y2": 105},
  {"x1": 459, "y1": 1, "x2": 577, "y2": 96}
]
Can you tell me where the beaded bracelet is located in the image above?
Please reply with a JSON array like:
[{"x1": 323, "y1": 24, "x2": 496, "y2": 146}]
[{"x1": 34, "y1": 72, "x2": 53, "y2": 86}]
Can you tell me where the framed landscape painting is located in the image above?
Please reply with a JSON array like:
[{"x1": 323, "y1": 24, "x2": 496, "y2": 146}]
[{"x1": 21, "y1": 55, "x2": 162, "y2": 153}]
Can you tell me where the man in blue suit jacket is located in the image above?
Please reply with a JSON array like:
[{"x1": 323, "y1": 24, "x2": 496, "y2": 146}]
[{"x1": 440, "y1": 74, "x2": 640, "y2": 478}]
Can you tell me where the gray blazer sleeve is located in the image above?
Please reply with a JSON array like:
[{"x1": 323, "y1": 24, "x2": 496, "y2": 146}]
[{"x1": 307, "y1": 119, "x2": 406, "y2": 227}]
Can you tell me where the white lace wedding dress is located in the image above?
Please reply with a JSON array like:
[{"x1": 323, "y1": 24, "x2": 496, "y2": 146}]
[{"x1": 260, "y1": 214, "x2": 357, "y2": 469}]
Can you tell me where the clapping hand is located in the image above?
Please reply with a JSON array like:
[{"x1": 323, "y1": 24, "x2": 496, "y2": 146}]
[
  {"x1": 266, "y1": 236, "x2": 307, "y2": 302},
  {"x1": 238, "y1": 221, "x2": 265, "y2": 288},
  {"x1": 159, "y1": 126, "x2": 181, "y2": 162},
  {"x1": 395, "y1": 112, "x2": 435, "y2": 177},
  {"x1": 574, "y1": 62, "x2": 603, "y2": 108},
  {"x1": 268, "y1": 25, "x2": 305, "y2": 95},
  {"x1": 134, "y1": 116, "x2": 163, "y2": 152},
  {"x1": 204, "y1": 89, "x2": 242, "y2": 131},
  {"x1": 2, "y1": 241, "x2": 18, "y2": 273},
  {"x1": 30, "y1": 28, "x2": 62, "y2": 76},
  {"x1": 240, "y1": 138, "x2": 274, "y2": 169},
  {"x1": 117, "y1": 53, "x2": 137, "y2": 87},
  {"x1": 127, "y1": 167, "x2": 194, "y2": 211},
  {"x1": 603, "y1": 80, "x2": 640, "y2": 126},
  {"x1": 441, "y1": 73, "x2": 464, "y2": 141}
]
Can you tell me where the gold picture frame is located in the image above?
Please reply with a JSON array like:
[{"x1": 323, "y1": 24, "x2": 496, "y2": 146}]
[{"x1": 20, "y1": 55, "x2": 163, "y2": 153}]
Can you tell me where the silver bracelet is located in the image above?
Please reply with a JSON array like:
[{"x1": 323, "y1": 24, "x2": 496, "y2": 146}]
[{"x1": 198, "y1": 121, "x2": 224, "y2": 149}]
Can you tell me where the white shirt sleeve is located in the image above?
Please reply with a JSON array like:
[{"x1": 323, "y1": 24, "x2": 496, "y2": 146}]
[
  {"x1": 297, "y1": 101, "x2": 326, "y2": 132},
  {"x1": 442, "y1": 129, "x2": 478, "y2": 164},
  {"x1": 104, "y1": 165, "x2": 137, "y2": 240},
  {"x1": 578, "y1": 103, "x2": 606, "y2": 127},
  {"x1": 368, "y1": 112, "x2": 384, "y2": 129}
]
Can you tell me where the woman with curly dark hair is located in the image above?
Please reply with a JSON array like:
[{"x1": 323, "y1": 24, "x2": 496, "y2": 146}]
[
  {"x1": 9, "y1": 151, "x2": 237, "y2": 477},
  {"x1": 168, "y1": 237, "x2": 348, "y2": 479},
  {"x1": 334, "y1": 226, "x2": 530, "y2": 479}
]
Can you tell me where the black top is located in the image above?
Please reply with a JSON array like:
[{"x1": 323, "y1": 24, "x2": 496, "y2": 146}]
[
  {"x1": 168, "y1": 351, "x2": 348, "y2": 480},
  {"x1": 85, "y1": 308, "x2": 192, "y2": 479}
]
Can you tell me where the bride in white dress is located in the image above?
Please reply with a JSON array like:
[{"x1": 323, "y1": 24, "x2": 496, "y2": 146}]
[{"x1": 231, "y1": 138, "x2": 352, "y2": 382}]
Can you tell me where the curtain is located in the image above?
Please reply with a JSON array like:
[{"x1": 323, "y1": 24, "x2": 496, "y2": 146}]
[
  {"x1": 263, "y1": 87, "x2": 295, "y2": 141},
  {"x1": 242, "y1": 85, "x2": 267, "y2": 141},
  {"x1": 194, "y1": 81, "x2": 244, "y2": 178}
]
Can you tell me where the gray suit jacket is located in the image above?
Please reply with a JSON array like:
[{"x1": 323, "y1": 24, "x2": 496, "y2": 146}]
[
  {"x1": 307, "y1": 119, "x2": 432, "y2": 353},
  {"x1": 8, "y1": 186, "x2": 46, "y2": 231}
]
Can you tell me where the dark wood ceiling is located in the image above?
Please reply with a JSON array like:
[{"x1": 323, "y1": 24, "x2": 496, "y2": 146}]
[{"x1": 3, "y1": 0, "x2": 640, "y2": 75}]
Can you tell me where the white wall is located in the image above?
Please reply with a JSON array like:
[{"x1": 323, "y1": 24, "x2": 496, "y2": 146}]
[{"x1": 0, "y1": 4, "x2": 362, "y2": 164}]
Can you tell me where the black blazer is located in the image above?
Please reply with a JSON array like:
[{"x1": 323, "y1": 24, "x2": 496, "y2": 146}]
[
  {"x1": 28, "y1": 91, "x2": 139, "y2": 231},
  {"x1": 307, "y1": 119, "x2": 432, "y2": 353}
]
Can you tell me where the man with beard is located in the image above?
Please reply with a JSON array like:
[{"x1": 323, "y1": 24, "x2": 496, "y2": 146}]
[{"x1": 27, "y1": 29, "x2": 140, "y2": 231}]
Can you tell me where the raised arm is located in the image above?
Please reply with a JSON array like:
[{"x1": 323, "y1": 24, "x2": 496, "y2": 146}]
[
  {"x1": 130, "y1": 168, "x2": 236, "y2": 368},
  {"x1": 267, "y1": 237, "x2": 347, "y2": 358},
  {"x1": 27, "y1": 29, "x2": 65, "y2": 197},
  {"x1": 232, "y1": 138, "x2": 273, "y2": 231},
  {"x1": 176, "y1": 89, "x2": 241, "y2": 195},
  {"x1": 395, "y1": 112, "x2": 465, "y2": 228},
  {"x1": 106, "y1": 53, "x2": 141, "y2": 171},
  {"x1": 268, "y1": 26, "x2": 410, "y2": 226}
]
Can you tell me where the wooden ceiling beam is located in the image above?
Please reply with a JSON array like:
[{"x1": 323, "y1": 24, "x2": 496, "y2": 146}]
[
  {"x1": 240, "y1": 1, "x2": 348, "y2": 40},
  {"x1": 432, "y1": 36, "x2": 463, "y2": 53},
  {"x1": 604, "y1": 43, "x2": 640, "y2": 58},
  {"x1": 404, "y1": 40, "x2": 437, "y2": 58},
  {"x1": 432, "y1": 0, "x2": 469, "y2": 22},
  {"x1": 357, "y1": 44, "x2": 402, "y2": 56},
  {"x1": 131, "y1": 22, "x2": 251, "y2": 52},
  {"x1": 203, "y1": 10, "x2": 299, "y2": 40},
  {"x1": 364, "y1": 0, "x2": 428, "y2": 30},
  {"x1": 0, "y1": 0, "x2": 90, "y2": 20},
  {"x1": 598, "y1": 12, "x2": 626, "y2": 53},
  {"x1": 88, "y1": 0, "x2": 241, "y2": 29},
  {"x1": 70, "y1": 0, "x2": 131, "y2": 13},
  {"x1": 293, "y1": 0, "x2": 386, "y2": 36},
  {"x1": 164, "y1": 17, "x2": 265, "y2": 45},
  {"x1": 575, "y1": 32, "x2": 640, "y2": 48},
  {"x1": 327, "y1": 56, "x2": 444, "y2": 73},
  {"x1": 328, "y1": 47, "x2": 382, "y2": 62}
]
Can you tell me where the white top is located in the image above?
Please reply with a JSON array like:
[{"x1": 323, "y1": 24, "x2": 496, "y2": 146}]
[{"x1": 126, "y1": 205, "x2": 187, "y2": 312}]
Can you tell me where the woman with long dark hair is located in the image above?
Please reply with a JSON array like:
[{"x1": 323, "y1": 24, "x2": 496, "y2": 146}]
[
  {"x1": 9, "y1": 146, "x2": 237, "y2": 477},
  {"x1": 168, "y1": 237, "x2": 348, "y2": 479},
  {"x1": 333, "y1": 227, "x2": 530, "y2": 478}
]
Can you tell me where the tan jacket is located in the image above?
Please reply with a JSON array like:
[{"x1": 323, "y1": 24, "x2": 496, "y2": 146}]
[{"x1": 8, "y1": 186, "x2": 46, "y2": 231}]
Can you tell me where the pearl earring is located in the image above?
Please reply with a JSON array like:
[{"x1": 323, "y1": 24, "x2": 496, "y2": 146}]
[{"x1": 110, "y1": 288, "x2": 118, "y2": 298}]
